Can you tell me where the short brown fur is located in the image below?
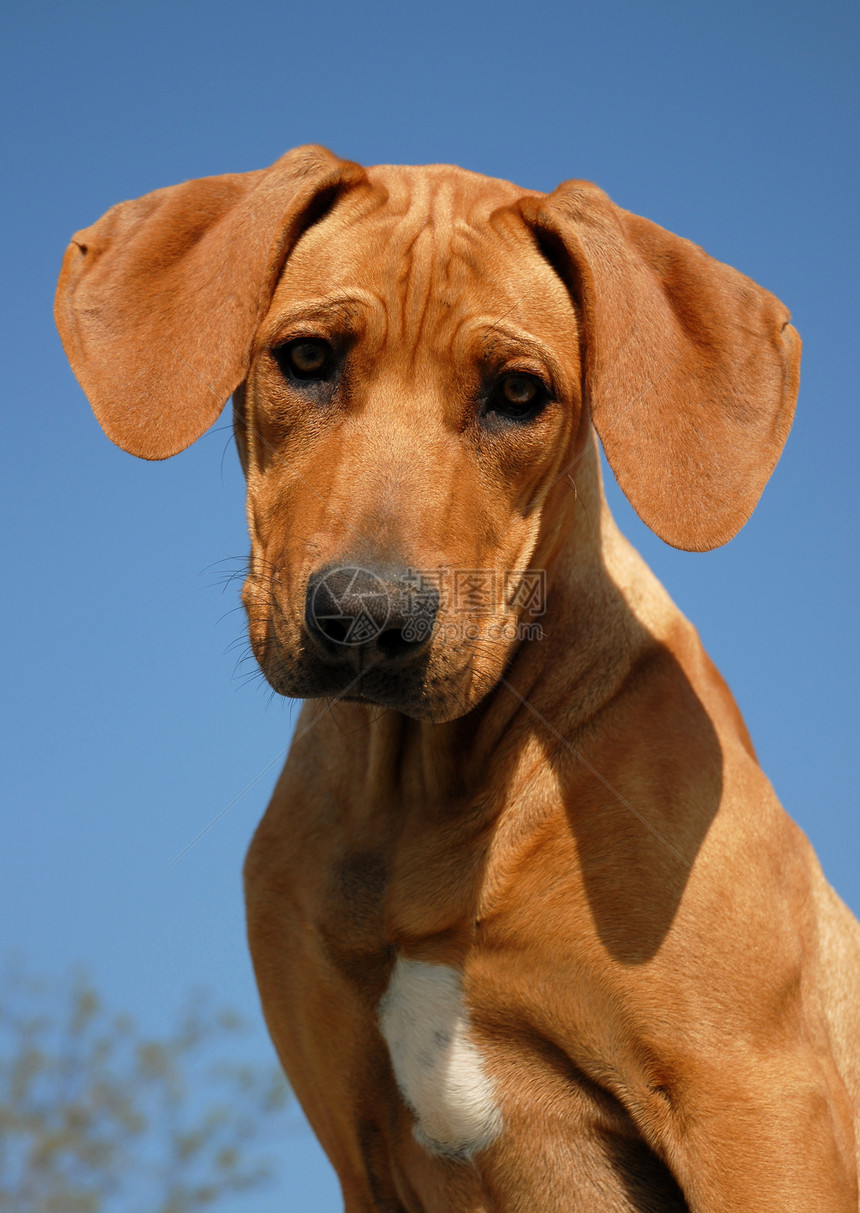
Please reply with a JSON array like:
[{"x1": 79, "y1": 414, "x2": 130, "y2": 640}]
[{"x1": 56, "y1": 147, "x2": 859, "y2": 1210}]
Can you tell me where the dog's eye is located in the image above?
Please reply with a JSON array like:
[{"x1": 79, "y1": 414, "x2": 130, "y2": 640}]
[
  {"x1": 487, "y1": 374, "x2": 548, "y2": 421},
  {"x1": 501, "y1": 375, "x2": 538, "y2": 408},
  {"x1": 274, "y1": 339, "x2": 334, "y2": 382}
]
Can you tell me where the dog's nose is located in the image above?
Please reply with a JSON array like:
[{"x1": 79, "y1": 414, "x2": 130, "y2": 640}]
[{"x1": 304, "y1": 565, "x2": 439, "y2": 665}]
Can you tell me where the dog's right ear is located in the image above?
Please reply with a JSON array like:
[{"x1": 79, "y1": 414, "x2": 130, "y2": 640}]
[
  {"x1": 521, "y1": 184, "x2": 800, "y2": 552},
  {"x1": 54, "y1": 146, "x2": 366, "y2": 460}
]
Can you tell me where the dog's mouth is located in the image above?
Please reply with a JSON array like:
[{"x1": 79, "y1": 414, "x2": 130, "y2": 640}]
[
  {"x1": 336, "y1": 667, "x2": 469, "y2": 721},
  {"x1": 248, "y1": 615, "x2": 508, "y2": 722},
  {"x1": 254, "y1": 635, "x2": 480, "y2": 722}
]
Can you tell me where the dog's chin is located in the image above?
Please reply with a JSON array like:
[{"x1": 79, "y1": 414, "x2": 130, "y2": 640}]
[{"x1": 255, "y1": 650, "x2": 498, "y2": 723}]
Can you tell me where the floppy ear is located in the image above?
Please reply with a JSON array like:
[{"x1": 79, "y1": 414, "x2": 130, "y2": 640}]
[
  {"x1": 522, "y1": 183, "x2": 800, "y2": 551},
  {"x1": 54, "y1": 145, "x2": 365, "y2": 460}
]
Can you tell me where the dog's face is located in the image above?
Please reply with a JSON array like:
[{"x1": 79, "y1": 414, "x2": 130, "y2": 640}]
[
  {"x1": 55, "y1": 146, "x2": 799, "y2": 723},
  {"x1": 238, "y1": 168, "x2": 584, "y2": 721}
]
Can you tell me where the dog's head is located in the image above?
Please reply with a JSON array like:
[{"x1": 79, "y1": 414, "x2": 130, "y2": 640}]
[{"x1": 56, "y1": 146, "x2": 799, "y2": 721}]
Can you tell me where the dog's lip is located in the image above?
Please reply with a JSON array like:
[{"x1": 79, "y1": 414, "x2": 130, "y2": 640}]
[
  {"x1": 338, "y1": 670, "x2": 421, "y2": 709},
  {"x1": 292, "y1": 657, "x2": 451, "y2": 716},
  {"x1": 303, "y1": 637, "x2": 423, "y2": 675}
]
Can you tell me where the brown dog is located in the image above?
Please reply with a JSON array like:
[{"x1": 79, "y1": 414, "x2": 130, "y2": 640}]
[{"x1": 56, "y1": 146, "x2": 859, "y2": 1210}]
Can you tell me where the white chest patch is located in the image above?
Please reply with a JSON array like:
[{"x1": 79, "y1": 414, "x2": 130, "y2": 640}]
[{"x1": 378, "y1": 958, "x2": 503, "y2": 1160}]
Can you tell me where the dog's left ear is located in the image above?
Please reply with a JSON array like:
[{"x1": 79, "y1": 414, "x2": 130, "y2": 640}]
[
  {"x1": 522, "y1": 184, "x2": 801, "y2": 551},
  {"x1": 55, "y1": 146, "x2": 366, "y2": 460}
]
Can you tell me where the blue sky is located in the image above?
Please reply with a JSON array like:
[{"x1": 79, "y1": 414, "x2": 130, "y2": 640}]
[{"x1": 2, "y1": 1, "x2": 858, "y2": 1209}]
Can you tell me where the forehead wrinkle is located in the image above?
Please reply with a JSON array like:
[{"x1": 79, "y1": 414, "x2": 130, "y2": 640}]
[
  {"x1": 259, "y1": 290, "x2": 386, "y2": 347},
  {"x1": 477, "y1": 321, "x2": 572, "y2": 359},
  {"x1": 420, "y1": 315, "x2": 569, "y2": 401},
  {"x1": 385, "y1": 180, "x2": 461, "y2": 355}
]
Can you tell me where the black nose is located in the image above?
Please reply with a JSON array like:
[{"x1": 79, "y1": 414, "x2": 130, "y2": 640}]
[{"x1": 304, "y1": 565, "x2": 439, "y2": 665}]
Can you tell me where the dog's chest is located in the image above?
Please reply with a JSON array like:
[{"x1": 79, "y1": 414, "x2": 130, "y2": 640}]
[
  {"x1": 321, "y1": 815, "x2": 488, "y2": 948},
  {"x1": 377, "y1": 957, "x2": 503, "y2": 1160}
]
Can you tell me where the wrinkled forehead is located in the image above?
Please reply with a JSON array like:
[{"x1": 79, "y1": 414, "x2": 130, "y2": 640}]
[{"x1": 264, "y1": 164, "x2": 578, "y2": 351}]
